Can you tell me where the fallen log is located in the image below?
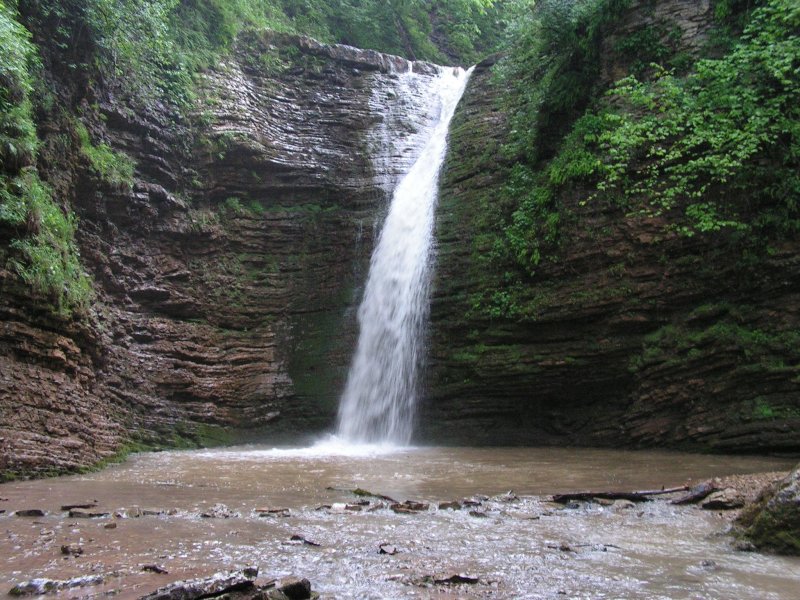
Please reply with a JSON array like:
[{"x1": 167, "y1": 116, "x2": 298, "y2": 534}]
[
  {"x1": 326, "y1": 487, "x2": 398, "y2": 503},
  {"x1": 671, "y1": 481, "x2": 718, "y2": 505},
  {"x1": 552, "y1": 486, "x2": 689, "y2": 504}
]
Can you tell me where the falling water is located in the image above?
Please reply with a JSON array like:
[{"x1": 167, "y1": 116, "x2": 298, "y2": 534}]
[{"x1": 337, "y1": 66, "x2": 472, "y2": 444}]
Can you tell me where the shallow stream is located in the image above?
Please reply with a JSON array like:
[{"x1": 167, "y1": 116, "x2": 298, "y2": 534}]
[{"x1": 1, "y1": 445, "x2": 798, "y2": 599}]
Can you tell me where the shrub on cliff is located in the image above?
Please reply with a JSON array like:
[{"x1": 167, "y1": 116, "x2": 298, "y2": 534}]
[
  {"x1": 481, "y1": 0, "x2": 800, "y2": 316},
  {"x1": 0, "y1": 2, "x2": 91, "y2": 315}
]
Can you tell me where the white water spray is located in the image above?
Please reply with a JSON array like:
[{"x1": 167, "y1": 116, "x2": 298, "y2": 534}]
[{"x1": 337, "y1": 66, "x2": 472, "y2": 445}]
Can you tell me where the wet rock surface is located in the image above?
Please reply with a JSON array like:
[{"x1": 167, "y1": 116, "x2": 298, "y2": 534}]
[
  {"x1": 138, "y1": 568, "x2": 279, "y2": 600},
  {"x1": 702, "y1": 488, "x2": 746, "y2": 511},
  {"x1": 9, "y1": 575, "x2": 105, "y2": 596},
  {"x1": 423, "y1": 1, "x2": 800, "y2": 453},
  {"x1": 0, "y1": 29, "x2": 448, "y2": 477},
  {"x1": 737, "y1": 463, "x2": 800, "y2": 555}
]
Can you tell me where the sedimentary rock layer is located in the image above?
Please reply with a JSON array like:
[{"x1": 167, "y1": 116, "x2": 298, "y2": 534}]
[
  {"x1": 0, "y1": 31, "x2": 445, "y2": 477},
  {"x1": 422, "y1": 4, "x2": 800, "y2": 452}
]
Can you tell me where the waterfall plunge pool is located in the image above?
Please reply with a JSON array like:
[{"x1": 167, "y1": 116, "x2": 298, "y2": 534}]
[{"x1": 0, "y1": 446, "x2": 798, "y2": 599}]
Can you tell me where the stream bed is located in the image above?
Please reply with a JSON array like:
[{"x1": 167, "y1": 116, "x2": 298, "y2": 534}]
[{"x1": 0, "y1": 445, "x2": 798, "y2": 599}]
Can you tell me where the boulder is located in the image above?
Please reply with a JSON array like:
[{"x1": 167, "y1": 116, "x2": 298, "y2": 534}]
[
  {"x1": 14, "y1": 509, "x2": 45, "y2": 517},
  {"x1": 737, "y1": 464, "x2": 800, "y2": 555},
  {"x1": 138, "y1": 568, "x2": 259, "y2": 600},
  {"x1": 701, "y1": 489, "x2": 745, "y2": 510},
  {"x1": 274, "y1": 577, "x2": 312, "y2": 600}
]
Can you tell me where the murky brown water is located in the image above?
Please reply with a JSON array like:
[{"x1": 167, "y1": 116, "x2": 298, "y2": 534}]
[{"x1": 1, "y1": 444, "x2": 798, "y2": 599}]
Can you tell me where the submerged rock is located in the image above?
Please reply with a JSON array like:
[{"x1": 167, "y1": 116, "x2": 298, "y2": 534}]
[
  {"x1": 255, "y1": 507, "x2": 291, "y2": 518},
  {"x1": 9, "y1": 575, "x2": 104, "y2": 596},
  {"x1": 737, "y1": 464, "x2": 800, "y2": 555},
  {"x1": 200, "y1": 504, "x2": 239, "y2": 519}
]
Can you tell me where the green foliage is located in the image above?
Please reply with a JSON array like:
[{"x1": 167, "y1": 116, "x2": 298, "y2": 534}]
[
  {"x1": 1, "y1": 3, "x2": 92, "y2": 316},
  {"x1": 485, "y1": 0, "x2": 800, "y2": 315},
  {"x1": 630, "y1": 308, "x2": 800, "y2": 375},
  {"x1": 0, "y1": 2, "x2": 39, "y2": 170},
  {"x1": 498, "y1": 0, "x2": 633, "y2": 165},
  {"x1": 26, "y1": 0, "x2": 510, "y2": 110},
  {"x1": 572, "y1": 0, "x2": 800, "y2": 235},
  {"x1": 75, "y1": 122, "x2": 135, "y2": 189},
  {"x1": 1, "y1": 170, "x2": 93, "y2": 314},
  {"x1": 467, "y1": 0, "x2": 634, "y2": 297}
]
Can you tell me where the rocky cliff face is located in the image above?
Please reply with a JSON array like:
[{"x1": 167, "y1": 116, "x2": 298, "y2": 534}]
[
  {"x1": 422, "y1": 1, "x2": 800, "y2": 452},
  {"x1": 0, "y1": 31, "x2": 447, "y2": 478}
]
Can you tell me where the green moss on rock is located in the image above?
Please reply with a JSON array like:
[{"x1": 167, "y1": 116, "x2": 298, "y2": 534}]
[{"x1": 738, "y1": 465, "x2": 800, "y2": 555}]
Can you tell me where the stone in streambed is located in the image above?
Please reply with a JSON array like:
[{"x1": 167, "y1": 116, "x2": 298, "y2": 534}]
[
  {"x1": 274, "y1": 577, "x2": 312, "y2": 600},
  {"x1": 138, "y1": 568, "x2": 258, "y2": 600},
  {"x1": 200, "y1": 503, "x2": 239, "y2": 519},
  {"x1": 9, "y1": 575, "x2": 104, "y2": 596},
  {"x1": 69, "y1": 508, "x2": 110, "y2": 518},
  {"x1": 14, "y1": 509, "x2": 46, "y2": 517},
  {"x1": 60, "y1": 544, "x2": 83, "y2": 556},
  {"x1": 256, "y1": 507, "x2": 290, "y2": 518},
  {"x1": 737, "y1": 463, "x2": 800, "y2": 555},
  {"x1": 701, "y1": 489, "x2": 745, "y2": 510},
  {"x1": 390, "y1": 501, "x2": 429, "y2": 514},
  {"x1": 438, "y1": 501, "x2": 462, "y2": 510},
  {"x1": 379, "y1": 544, "x2": 398, "y2": 555}
]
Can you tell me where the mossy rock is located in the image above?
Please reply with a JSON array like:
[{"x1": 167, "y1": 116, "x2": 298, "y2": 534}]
[{"x1": 737, "y1": 464, "x2": 800, "y2": 555}]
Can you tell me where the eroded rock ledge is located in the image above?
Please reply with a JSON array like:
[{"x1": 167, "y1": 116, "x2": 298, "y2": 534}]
[
  {"x1": 0, "y1": 32, "x2": 448, "y2": 478},
  {"x1": 422, "y1": 1, "x2": 800, "y2": 452}
]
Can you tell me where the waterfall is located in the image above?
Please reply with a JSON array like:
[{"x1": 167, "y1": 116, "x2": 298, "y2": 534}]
[{"x1": 336, "y1": 65, "x2": 472, "y2": 445}]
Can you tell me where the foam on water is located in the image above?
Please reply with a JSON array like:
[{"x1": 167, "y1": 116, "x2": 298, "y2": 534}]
[{"x1": 190, "y1": 436, "x2": 409, "y2": 461}]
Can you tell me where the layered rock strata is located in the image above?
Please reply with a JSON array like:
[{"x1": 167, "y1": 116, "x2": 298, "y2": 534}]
[
  {"x1": 422, "y1": 4, "x2": 800, "y2": 451},
  {"x1": 0, "y1": 31, "x2": 446, "y2": 477}
]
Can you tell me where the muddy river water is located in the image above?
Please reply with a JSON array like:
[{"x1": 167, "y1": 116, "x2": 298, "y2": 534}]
[{"x1": 1, "y1": 443, "x2": 798, "y2": 599}]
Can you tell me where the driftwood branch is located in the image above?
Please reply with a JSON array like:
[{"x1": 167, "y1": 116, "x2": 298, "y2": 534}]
[{"x1": 552, "y1": 486, "x2": 689, "y2": 504}]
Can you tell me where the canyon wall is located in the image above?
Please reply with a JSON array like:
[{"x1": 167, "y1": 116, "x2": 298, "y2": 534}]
[
  {"x1": 1, "y1": 30, "x2": 445, "y2": 477},
  {"x1": 422, "y1": 0, "x2": 800, "y2": 452}
]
